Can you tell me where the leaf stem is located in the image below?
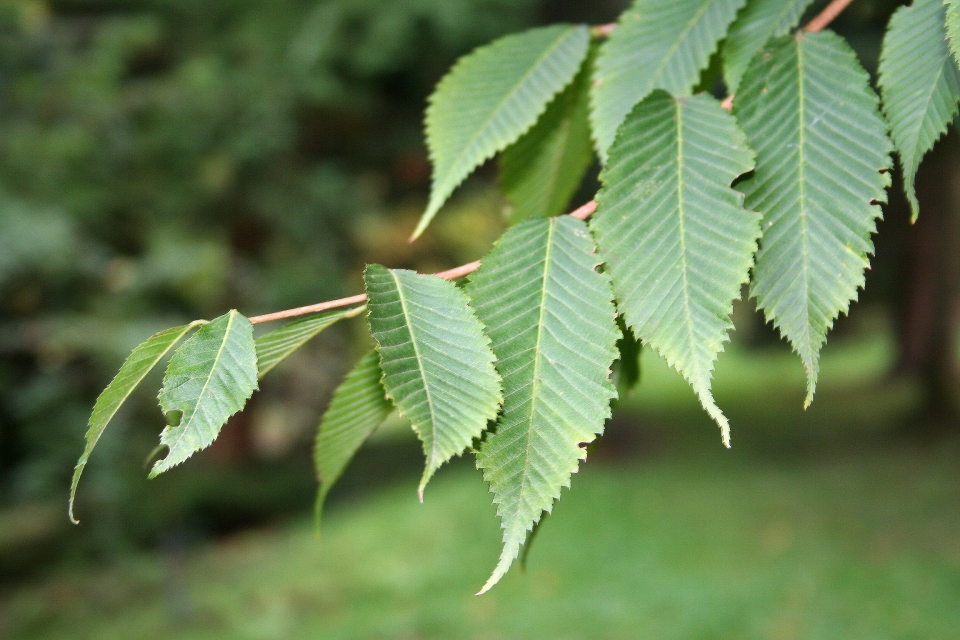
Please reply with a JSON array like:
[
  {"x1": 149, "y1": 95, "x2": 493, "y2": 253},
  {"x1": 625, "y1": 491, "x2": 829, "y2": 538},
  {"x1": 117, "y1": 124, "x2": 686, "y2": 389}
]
[
  {"x1": 804, "y1": 0, "x2": 855, "y2": 33},
  {"x1": 248, "y1": 200, "x2": 599, "y2": 324}
]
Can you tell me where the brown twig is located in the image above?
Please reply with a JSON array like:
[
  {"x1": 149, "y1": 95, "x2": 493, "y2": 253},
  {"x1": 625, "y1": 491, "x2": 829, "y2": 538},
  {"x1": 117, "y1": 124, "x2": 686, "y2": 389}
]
[
  {"x1": 249, "y1": 294, "x2": 369, "y2": 324},
  {"x1": 804, "y1": 0, "x2": 855, "y2": 33},
  {"x1": 249, "y1": 201, "x2": 600, "y2": 324}
]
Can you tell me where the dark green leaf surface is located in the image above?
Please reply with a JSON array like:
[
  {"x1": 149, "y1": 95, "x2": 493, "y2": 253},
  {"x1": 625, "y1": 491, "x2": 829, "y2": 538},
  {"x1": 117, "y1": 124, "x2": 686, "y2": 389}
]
[
  {"x1": 151, "y1": 311, "x2": 259, "y2": 477},
  {"x1": 592, "y1": 91, "x2": 757, "y2": 445},
  {"x1": 722, "y1": 0, "x2": 816, "y2": 93},
  {"x1": 879, "y1": 0, "x2": 960, "y2": 219},
  {"x1": 735, "y1": 32, "x2": 892, "y2": 406},
  {"x1": 466, "y1": 216, "x2": 619, "y2": 593},
  {"x1": 364, "y1": 265, "x2": 502, "y2": 497},
  {"x1": 591, "y1": 0, "x2": 747, "y2": 159},
  {"x1": 256, "y1": 306, "x2": 365, "y2": 378},
  {"x1": 415, "y1": 24, "x2": 590, "y2": 238},
  {"x1": 314, "y1": 349, "x2": 391, "y2": 529},
  {"x1": 70, "y1": 322, "x2": 201, "y2": 522},
  {"x1": 499, "y1": 46, "x2": 595, "y2": 224}
]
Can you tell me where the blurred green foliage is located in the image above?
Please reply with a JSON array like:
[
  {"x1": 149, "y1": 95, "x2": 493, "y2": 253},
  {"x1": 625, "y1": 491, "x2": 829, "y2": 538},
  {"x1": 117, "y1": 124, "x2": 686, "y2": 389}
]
[{"x1": 0, "y1": 0, "x2": 552, "y2": 558}]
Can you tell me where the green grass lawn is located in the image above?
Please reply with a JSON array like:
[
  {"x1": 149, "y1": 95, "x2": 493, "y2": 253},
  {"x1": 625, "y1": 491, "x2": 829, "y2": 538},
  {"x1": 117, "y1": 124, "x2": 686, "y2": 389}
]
[{"x1": 4, "y1": 331, "x2": 960, "y2": 639}]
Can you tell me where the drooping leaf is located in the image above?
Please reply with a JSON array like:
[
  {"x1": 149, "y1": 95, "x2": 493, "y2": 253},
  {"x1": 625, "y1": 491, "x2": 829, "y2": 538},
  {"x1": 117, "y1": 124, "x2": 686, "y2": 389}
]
[
  {"x1": 590, "y1": 0, "x2": 747, "y2": 159},
  {"x1": 255, "y1": 306, "x2": 365, "y2": 378},
  {"x1": 150, "y1": 310, "x2": 259, "y2": 477},
  {"x1": 944, "y1": 0, "x2": 960, "y2": 68},
  {"x1": 592, "y1": 91, "x2": 757, "y2": 445},
  {"x1": 722, "y1": 0, "x2": 817, "y2": 93},
  {"x1": 314, "y1": 349, "x2": 392, "y2": 529},
  {"x1": 879, "y1": 0, "x2": 960, "y2": 220},
  {"x1": 414, "y1": 24, "x2": 591, "y2": 239},
  {"x1": 465, "y1": 216, "x2": 619, "y2": 594},
  {"x1": 70, "y1": 322, "x2": 202, "y2": 522},
  {"x1": 499, "y1": 45, "x2": 596, "y2": 224},
  {"x1": 734, "y1": 32, "x2": 892, "y2": 406},
  {"x1": 363, "y1": 265, "x2": 502, "y2": 497}
]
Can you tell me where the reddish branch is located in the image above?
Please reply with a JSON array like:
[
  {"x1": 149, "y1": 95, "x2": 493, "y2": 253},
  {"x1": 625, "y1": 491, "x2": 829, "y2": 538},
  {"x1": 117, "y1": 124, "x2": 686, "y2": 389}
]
[
  {"x1": 248, "y1": 200, "x2": 598, "y2": 324},
  {"x1": 804, "y1": 0, "x2": 855, "y2": 33},
  {"x1": 249, "y1": 2, "x2": 855, "y2": 326}
]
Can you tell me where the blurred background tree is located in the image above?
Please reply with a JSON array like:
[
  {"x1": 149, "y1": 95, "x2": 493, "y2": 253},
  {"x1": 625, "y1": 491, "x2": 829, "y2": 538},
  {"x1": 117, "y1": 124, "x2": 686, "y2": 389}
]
[{"x1": 0, "y1": 1, "x2": 958, "y2": 636}]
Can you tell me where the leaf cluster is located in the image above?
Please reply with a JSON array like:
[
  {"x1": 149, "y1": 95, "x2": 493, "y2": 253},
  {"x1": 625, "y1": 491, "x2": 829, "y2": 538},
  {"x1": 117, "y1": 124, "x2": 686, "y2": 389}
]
[{"x1": 75, "y1": 0, "x2": 960, "y2": 594}]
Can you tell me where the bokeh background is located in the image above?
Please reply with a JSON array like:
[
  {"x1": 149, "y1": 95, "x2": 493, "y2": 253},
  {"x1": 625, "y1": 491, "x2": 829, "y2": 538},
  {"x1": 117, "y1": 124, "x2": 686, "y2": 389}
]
[{"x1": 1, "y1": 1, "x2": 959, "y2": 638}]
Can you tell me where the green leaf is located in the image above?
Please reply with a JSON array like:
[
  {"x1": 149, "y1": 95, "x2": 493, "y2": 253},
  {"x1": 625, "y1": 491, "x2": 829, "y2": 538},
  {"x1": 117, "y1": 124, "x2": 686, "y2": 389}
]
[
  {"x1": 465, "y1": 216, "x2": 619, "y2": 594},
  {"x1": 363, "y1": 265, "x2": 502, "y2": 497},
  {"x1": 255, "y1": 306, "x2": 365, "y2": 378},
  {"x1": 734, "y1": 32, "x2": 892, "y2": 406},
  {"x1": 722, "y1": 0, "x2": 816, "y2": 93},
  {"x1": 879, "y1": 0, "x2": 960, "y2": 220},
  {"x1": 70, "y1": 322, "x2": 201, "y2": 522},
  {"x1": 314, "y1": 349, "x2": 392, "y2": 529},
  {"x1": 414, "y1": 24, "x2": 591, "y2": 239},
  {"x1": 592, "y1": 91, "x2": 758, "y2": 445},
  {"x1": 945, "y1": 0, "x2": 960, "y2": 68},
  {"x1": 590, "y1": 0, "x2": 747, "y2": 159},
  {"x1": 150, "y1": 310, "x2": 259, "y2": 477},
  {"x1": 499, "y1": 45, "x2": 596, "y2": 224}
]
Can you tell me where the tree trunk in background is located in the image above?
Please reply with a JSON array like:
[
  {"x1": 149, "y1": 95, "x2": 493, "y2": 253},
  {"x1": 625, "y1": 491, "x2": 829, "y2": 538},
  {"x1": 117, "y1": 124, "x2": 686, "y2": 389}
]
[{"x1": 894, "y1": 134, "x2": 960, "y2": 433}]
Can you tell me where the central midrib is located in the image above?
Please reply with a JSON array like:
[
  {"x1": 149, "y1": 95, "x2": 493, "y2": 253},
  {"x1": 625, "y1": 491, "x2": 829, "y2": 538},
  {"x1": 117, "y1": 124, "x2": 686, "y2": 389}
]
[
  {"x1": 391, "y1": 272, "x2": 440, "y2": 470},
  {"x1": 675, "y1": 98, "x2": 698, "y2": 384},
  {"x1": 164, "y1": 313, "x2": 236, "y2": 451},
  {"x1": 516, "y1": 219, "x2": 556, "y2": 524},
  {"x1": 796, "y1": 37, "x2": 813, "y2": 356}
]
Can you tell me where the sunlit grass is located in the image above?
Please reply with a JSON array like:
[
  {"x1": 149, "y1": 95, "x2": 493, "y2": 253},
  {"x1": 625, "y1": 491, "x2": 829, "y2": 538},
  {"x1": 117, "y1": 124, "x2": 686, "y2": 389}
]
[
  {"x1": 6, "y1": 443, "x2": 960, "y2": 639},
  {"x1": 4, "y1": 329, "x2": 957, "y2": 640}
]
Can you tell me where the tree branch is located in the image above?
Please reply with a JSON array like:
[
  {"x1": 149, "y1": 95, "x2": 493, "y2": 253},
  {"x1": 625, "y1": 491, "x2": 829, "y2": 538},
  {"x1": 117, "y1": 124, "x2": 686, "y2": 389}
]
[
  {"x1": 804, "y1": 0, "x2": 855, "y2": 33},
  {"x1": 250, "y1": 0, "x2": 858, "y2": 326},
  {"x1": 249, "y1": 200, "x2": 599, "y2": 324}
]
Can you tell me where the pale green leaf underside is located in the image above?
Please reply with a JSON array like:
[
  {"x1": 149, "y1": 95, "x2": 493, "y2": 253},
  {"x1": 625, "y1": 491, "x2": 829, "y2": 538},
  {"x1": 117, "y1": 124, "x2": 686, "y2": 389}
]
[
  {"x1": 415, "y1": 24, "x2": 590, "y2": 239},
  {"x1": 314, "y1": 348, "x2": 391, "y2": 529},
  {"x1": 592, "y1": 91, "x2": 757, "y2": 446},
  {"x1": 722, "y1": 0, "x2": 816, "y2": 93},
  {"x1": 151, "y1": 310, "x2": 259, "y2": 477},
  {"x1": 945, "y1": 0, "x2": 960, "y2": 68},
  {"x1": 591, "y1": 0, "x2": 747, "y2": 159},
  {"x1": 364, "y1": 265, "x2": 502, "y2": 497},
  {"x1": 466, "y1": 216, "x2": 619, "y2": 594},
  {"x1": 255, "y1": 306, "x2": 365, "y2": 378},
  {"x1": 70, "y1": 322, "x2": 200, "y2": 522},
  {"x1": 879, "y1": 0, "x2": 960, "y2": 220},
  {"x1": 735, "y1": 32, "x2": 892, "y2": 406},
  {"x1": 500, "y1": 45, "x2": 595, "y2": 224}
]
